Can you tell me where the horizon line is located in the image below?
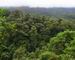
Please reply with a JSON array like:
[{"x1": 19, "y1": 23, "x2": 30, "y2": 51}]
[{"x1": 0, "y1": 6, "x2": 75, "y2": 8}]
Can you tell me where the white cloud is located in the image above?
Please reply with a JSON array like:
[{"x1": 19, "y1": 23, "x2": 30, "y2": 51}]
[{"x1": 0, "y1": 0, "x2": 75, "y2": 7}]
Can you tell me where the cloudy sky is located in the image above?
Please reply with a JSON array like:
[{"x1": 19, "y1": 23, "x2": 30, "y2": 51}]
[{"x1": 0, "y1": 0, "x2": 75, "y2": 7}]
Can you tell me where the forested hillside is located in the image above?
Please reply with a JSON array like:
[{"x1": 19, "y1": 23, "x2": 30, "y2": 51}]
[
  {"x1": 0, "y1": 8, "x2": 75, "y2": 60},
  {"x1": 6, "y1": 7, "x2": 75, "y2": 19}
]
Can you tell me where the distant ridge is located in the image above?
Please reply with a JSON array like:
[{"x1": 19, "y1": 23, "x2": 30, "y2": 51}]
[{"x1": 1, "y1": 6, "x2": 75, "y2": 19}]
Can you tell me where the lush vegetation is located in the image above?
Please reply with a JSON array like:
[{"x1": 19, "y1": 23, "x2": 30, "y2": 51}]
[{"x1": 0, "y1": 8, "x2": 75, "y2": 60}]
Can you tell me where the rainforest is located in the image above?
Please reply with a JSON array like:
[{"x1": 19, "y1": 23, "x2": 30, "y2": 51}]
[{"x1": 0, "y1": 8, "x2": 75, "y2": 60}]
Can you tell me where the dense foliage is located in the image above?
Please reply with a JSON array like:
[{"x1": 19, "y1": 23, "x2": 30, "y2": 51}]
[{"x1": 0, "y1": 8, "x2": 75, "y2": 60}]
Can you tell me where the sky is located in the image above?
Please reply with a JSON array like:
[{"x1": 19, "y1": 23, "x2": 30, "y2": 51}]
[{"x1": 0, "y1": 0, "x2": 75, "y2": 7}]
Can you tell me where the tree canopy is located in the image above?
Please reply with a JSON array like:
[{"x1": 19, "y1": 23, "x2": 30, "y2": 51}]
[{"x1": 0, "y1": 8, "x2": 75, "y2": 60}]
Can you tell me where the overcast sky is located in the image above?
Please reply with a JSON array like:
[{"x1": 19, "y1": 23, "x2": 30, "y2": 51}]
[{"x1": 0, "y1": 0, "x2": 75, "y2": 7}]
